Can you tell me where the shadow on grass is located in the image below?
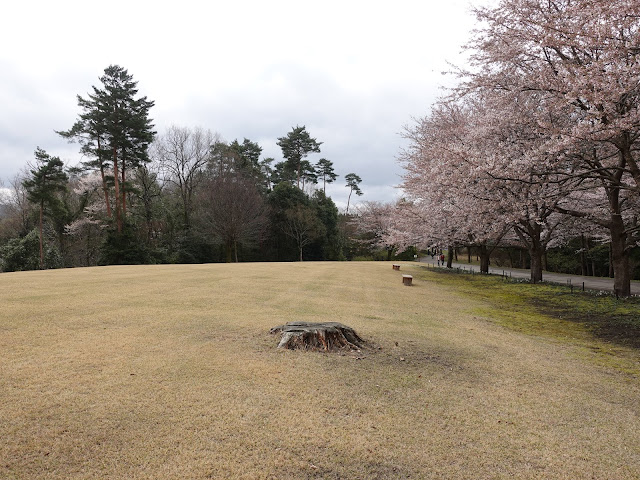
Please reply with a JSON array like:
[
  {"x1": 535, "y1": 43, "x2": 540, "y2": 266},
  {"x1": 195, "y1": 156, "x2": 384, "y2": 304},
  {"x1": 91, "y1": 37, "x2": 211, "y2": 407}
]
[{"x1": 426, "y1": 267, "x2": 640, "y2": 350}]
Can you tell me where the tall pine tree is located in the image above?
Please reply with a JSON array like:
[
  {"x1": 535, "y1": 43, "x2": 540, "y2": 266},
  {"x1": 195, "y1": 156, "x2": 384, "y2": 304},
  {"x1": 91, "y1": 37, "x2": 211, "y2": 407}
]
[
  {"x1": 276, "y1": 126, "x2": 322, "y2": 189},
  {"x1": 315, "y1": 158, "x2": 337, "y2": 194},
  {"x1": 59, "y1": 65, "x2": 155, "y2": 233},
  {"x1": 23, "y1": 148, "x2": 68, "y2": 269},
  {"x1": 345, "y1": 173, "x2": 363, "y2": 213}
]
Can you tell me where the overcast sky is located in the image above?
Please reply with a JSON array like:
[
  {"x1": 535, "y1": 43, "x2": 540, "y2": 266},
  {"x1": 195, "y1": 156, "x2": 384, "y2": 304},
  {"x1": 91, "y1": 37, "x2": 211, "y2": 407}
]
[{"x1": 1, "y1": 0, "x2": 479, "y2": 209}]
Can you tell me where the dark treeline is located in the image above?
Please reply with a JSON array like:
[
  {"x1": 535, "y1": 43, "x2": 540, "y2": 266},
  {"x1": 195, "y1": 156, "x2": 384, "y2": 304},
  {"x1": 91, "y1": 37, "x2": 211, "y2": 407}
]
[{"x1": 0, "y1": 65, "x2": 371, "y2": 271}]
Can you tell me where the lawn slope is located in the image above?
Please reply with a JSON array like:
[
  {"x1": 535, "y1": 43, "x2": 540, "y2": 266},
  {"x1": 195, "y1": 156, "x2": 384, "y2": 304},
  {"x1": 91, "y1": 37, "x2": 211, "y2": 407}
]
[{"x1": 1, "y1": 262, "x2": 638, "y2": 479}]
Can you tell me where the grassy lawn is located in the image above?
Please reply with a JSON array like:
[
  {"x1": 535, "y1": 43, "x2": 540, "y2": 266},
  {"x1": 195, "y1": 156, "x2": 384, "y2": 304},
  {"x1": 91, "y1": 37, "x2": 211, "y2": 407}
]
[{"x1": 1, "y1": 262, "x2": 639, "y2": 479}]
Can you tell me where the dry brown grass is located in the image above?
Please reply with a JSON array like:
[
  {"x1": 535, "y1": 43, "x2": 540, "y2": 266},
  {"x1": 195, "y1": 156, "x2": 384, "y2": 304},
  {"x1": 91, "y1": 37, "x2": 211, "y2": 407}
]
[{"x1": 1, "y1": 262, "x2": 639, "y2": 479}]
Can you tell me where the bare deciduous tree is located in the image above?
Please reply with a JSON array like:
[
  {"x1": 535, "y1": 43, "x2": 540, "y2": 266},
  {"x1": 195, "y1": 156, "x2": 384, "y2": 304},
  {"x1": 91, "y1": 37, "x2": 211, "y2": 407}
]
[
  {"x1": 200, "y1": 172, "x2": 268, "y2": 262},
  {"x1": 281, "y1": 205, "x2": 325, "y2": 261},
  {"x1": 0, "y1": 172, "x2": 32, "y2": 241},
  {"x1": 154, "y1": 125, "x2": 218, "y2": 230}
]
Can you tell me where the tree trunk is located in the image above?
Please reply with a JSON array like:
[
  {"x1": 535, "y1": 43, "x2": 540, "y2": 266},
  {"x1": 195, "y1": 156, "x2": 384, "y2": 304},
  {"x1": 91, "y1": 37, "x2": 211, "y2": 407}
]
[
  {"x1": 479, "y1": 243, "x2": 490, "y2": 274},
  {"x1": 120, "y1": 152, "x2": 126, "y2": 219},
  {"x1": 97, "y1": 137, "x2": 112, "y2": 218},
  {"x1": 144, "y1": 200, "x2": 153, "y2": 244},
  {"x1": 467, "y1": 246, "x2": 472, "y2": 264},
  {"x1": 446, "y1": 245, "x2": 453, "y2": 268},
  {"x1": 610, "y1": 216, "x2": 631, "y2": 297},
  {"x1": 270, "y1": 322, "x2": 364, "y2": 351},
  {"x1": 112, "y1": 148, "x2": 122, "y2": 233},
  {"x1": 512, "y1": 222, "x2": 543, "y2": 283},
  {"x1": 57, "y1": 226, "x2": 66, "y2": 269},
  {"x1": 183, "y1": 201, "x2": 190, "y2": 231},
  {"x1": 606, "y1": 181, "x2": 631, "y2": 296},
  {"x1": 38, "y1": 201, "x2": 44, "y2": 269},
  {"x1": 527, "y1": 225, "x2": 544, "y2": 284},
  {"x1": 299, "y1": 246, "x2": 304, "y2": 262},
  {"x1": 529, "y1": 244, "x2": 543, "y2": 283},
  {"x1": 225, "y1": 241, "x2": 233, "y2": 263},
  {"x1": 580, "y1": 234, "x2": 588, "y2": 276},
  {"x1": 86, "y1": 225, "x2": 92, "y2": 267}
]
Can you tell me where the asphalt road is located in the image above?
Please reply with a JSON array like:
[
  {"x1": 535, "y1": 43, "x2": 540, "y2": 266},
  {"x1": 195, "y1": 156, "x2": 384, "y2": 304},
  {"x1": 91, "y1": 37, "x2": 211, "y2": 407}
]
[{"x1": 418, "y1": 257, "x2": 640, "y2": 296}]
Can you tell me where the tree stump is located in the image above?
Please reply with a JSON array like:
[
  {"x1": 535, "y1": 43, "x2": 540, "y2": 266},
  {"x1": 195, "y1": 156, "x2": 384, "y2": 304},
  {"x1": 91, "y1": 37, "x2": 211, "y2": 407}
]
[
  {"x1": 402, "y1": 274, "x2": 413, "y2": 286},
  {"x1": 270, "y1": 321, "x2": 364, "y2": 351},
  {"x1": 392, "y1": 264, "x2": 400, "y2": 270}
]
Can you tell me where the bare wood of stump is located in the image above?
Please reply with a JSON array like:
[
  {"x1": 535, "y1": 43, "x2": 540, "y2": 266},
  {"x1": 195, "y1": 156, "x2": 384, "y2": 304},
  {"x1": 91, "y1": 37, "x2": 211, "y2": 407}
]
[{"x1": 269, "y1": 322, "x2": 364, "y2": 351}]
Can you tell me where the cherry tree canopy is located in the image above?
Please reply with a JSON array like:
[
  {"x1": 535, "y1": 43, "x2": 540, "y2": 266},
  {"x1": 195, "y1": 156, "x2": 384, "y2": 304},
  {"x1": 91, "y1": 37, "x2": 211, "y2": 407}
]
[{"x1": 389, "y1": 0, "x2": 640, "y2": 294}]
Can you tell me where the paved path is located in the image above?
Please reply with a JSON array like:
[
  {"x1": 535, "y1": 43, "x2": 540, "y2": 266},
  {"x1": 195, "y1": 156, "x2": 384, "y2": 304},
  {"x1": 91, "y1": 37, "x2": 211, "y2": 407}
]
[{"x1": 418, "y1": 258, "x2": 640, "y2": 296}]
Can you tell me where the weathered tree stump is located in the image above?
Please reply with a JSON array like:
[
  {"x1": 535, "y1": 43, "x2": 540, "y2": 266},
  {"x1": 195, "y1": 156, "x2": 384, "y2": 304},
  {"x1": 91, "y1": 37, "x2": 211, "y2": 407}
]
[{"x1": 270, "y1": 321, "x2": 364, "y2": 351}]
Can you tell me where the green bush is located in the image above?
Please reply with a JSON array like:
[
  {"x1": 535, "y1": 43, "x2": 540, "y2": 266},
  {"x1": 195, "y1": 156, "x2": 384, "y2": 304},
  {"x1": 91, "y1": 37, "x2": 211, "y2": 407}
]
[
  {"x1": 0, "y1": 229, "x2": 62, "y2": 271},
  {"x1": 393, "y1": 246, "x2": 418, "y2": 261},
  {"x1": 0, "y1": 229, "x2": 41, "y2": 272},
  {"x1": 99, "y1": 226, "x2": 151, "y2": 265}
]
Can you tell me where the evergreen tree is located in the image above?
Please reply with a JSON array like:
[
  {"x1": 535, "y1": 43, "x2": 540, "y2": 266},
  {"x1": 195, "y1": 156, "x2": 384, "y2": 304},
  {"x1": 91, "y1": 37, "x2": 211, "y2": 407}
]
[
  {"x1": 208, "y1": 140, "x2": 236, "y2": 177},
  {"x1": 310, "y1": 190, "x2": 342, "y2": 260},
  {"x1": 276, "y1": 126, "x2": 322, "y2": 189},
  {"x1": 259, "y1": 157, "x2": 276, "y2": 191},
  {"x1": 23, "y1": 148, "x2": 68, "y2": 269},
  {"x1": 266, "y1": 182, "x2": 310, "y2": 260},
  {"x1": 59, "y1": 65, "x2": 155, "y2": 233},
  {"x1": 271, "y1": 161, "x2": 297, "y2": 186},
  {"x1": 0, "y1": 229, "x2": 41, "y2": 272},
  {"x1": 299, "y1": 160, "x2": 318, "y2": 191},
  {"x1": 228, "y1": 138, "x2": 263, "y2": 179},
  {"x1": 57, "y1": 95, "x2": 113, "y2": 218},
  {"x1": 345, "y1": 173, "x2": 363, "y2": 213},
  {"x1": 315, "y1": 158, "x2": 338, "y2": 194}
]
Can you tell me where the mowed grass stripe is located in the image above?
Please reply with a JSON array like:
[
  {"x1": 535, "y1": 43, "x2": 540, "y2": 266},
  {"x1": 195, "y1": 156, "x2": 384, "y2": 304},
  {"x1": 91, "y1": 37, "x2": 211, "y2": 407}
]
[{"x1": 1, "y1": 262, "x2": 638, "y2": 479}]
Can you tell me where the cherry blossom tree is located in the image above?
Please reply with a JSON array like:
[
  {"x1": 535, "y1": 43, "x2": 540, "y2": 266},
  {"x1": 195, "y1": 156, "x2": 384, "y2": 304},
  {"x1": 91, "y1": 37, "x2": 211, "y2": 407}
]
[
  {"x1": 456, "y1": 0, "x2": 640, "y2": 295},
  {"x1": 462, "y1": 92, "x2": 585, "y2": 282},
  {"x1": 398, "y1": 99, "x2": 516, "y2": 273},
  {"x1": 466, "y1": 0, "x2": 640, "y2": 188},
  {"x1": 353, "y1": 201, "x2": 406, "y2": 260},
  {"x1": 64, "y1": 172, "x2": 107, "y2": 266}
]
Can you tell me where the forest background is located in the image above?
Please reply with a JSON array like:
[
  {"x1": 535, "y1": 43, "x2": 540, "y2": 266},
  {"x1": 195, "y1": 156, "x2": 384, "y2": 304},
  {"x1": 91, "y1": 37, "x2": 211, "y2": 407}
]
[
  {"x1": 0, "y1": 65, "x2": 374, "y2": 268},
  {"x1": 3, "y1": 0, "x2": 640, "y2": 297}
]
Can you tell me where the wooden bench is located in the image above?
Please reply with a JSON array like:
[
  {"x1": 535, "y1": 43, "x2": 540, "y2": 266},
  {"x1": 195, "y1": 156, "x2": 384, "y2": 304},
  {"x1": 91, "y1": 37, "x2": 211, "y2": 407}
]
[
  {"x1": 392, "y1": 264, "x2": 400, "y2": 270},
  {"x1": 402, "y1": 274, "x2": 413, "y2": 286}
]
